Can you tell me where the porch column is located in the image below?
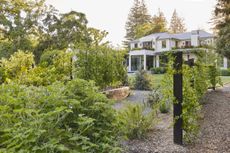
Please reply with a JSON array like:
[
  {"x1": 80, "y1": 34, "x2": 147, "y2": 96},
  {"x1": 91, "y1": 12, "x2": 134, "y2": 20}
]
[
  {"x1": 223, "y1": 57, "x2": 228, "y2": 69},
  {"x1": 144, "y1": 54, "x2": 147, "y2": 70},
  {"x1": 153, "y1": 56, "x2": 156, "y2": 68},
  {"x1": 128, "y1": 55, "x2": 132, "y2": 72},
  {"x1": 156, "y1": 55, "x2": 160, "y2": 67}
]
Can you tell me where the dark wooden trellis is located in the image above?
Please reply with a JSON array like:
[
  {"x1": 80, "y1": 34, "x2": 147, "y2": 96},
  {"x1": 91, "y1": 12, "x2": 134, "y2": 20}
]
[
  {"x1": 173, "y1": 52, "x2": 195, "y2": 145},
  {"x1": 173, "y1": 51, "x2": 183, "y2": 145}
]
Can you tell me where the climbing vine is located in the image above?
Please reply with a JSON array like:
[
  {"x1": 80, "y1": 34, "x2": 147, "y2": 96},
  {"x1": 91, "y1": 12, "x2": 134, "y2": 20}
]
[{"x1": 160, "y1": 51, "x2": 219, "y2": 143}]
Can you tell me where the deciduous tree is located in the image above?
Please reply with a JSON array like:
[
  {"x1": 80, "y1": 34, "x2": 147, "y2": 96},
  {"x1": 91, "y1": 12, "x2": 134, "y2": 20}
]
[
  {"x1": 134, "y1": 9, "x2": 168, "y2": 38},
  {"x1": 214, "y1": 0, "x2": 230, "y2": 59}
]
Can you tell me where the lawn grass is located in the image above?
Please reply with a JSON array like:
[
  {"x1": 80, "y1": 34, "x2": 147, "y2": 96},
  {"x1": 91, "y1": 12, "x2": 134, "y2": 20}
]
[
  {"x1": 150, "y1": 74, "x2": 164, "y2": 87},
  {"x1": 128, "y1": 73, "x2": 230, "y2": 89},
  {"x1": 150, "y1": 75, "x2": 230, "y2": 86},
  {"x1": 220, "y1": 76, "x2": 230, "y2": 85}
]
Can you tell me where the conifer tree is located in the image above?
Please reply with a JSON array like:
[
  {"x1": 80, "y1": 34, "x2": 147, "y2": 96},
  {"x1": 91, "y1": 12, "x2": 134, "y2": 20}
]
[
  {"x1": 124, "y1": 0, "x2": 151, "y2": 46},
  {"x1": 169, "y1": 9, "x2": 186, "y2": 34}
]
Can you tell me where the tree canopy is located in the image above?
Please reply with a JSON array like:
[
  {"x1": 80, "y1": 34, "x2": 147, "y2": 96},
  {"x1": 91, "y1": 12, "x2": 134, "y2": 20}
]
[
  {"x1": 124, "y1": 0, "x2": 151, "y2": 45},
  {"x1": 124, "y1": 1, "x2": 169, "y2": 44},
  {"x1": 133, "y1": 9, "x2": 168, "y2": 39},
  {"x1": 169, "y1": 9, "x2": 186, "y2": 34},
  {"x1": 0, "y1": 0, "x2": 106, "y2": 62},
  {"x1": 214, "y1": 0, "x2": 230, "y2": 59}
]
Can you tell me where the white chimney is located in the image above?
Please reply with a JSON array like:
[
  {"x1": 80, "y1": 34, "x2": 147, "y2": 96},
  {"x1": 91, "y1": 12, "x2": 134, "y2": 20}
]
[{"x1": 191, "y1": 30, "x2": 200, "y2": 47}]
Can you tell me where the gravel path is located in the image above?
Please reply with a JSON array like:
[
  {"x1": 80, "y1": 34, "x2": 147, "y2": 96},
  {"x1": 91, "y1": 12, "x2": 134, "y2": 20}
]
[
  {"x1": 123, "y1": 85, "x2": 230, "y2": 153},
  {"x1": 113, "y1": 90, "x2": 151, "y2": 110},
  {"x1": 187, "y1": 85, "x2": 230, "y2": 153},
  {"x1": 123, "y1": 113, "x2": 187, "y2": 153}
]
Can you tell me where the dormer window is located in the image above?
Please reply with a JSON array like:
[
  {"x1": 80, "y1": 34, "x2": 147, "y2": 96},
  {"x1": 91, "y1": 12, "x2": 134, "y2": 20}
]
[
  {"x1": 143, "y1": 41, "x2": 152, "y2": 49},
  {"x1": 162, "y1": 40, "x2": 166, "y2": 48},
  {"x1": 134, "y1": 43, "x2": 138, "y2": 48}
]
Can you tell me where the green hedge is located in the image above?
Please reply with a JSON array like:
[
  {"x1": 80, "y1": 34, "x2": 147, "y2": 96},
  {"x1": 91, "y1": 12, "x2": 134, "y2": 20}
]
[
  {"x1": 150, "y1": 67, "x2": 166, "y2": 74},
  {"x1": 220, "y1": 69, "x2": 230, "y2": 76}
]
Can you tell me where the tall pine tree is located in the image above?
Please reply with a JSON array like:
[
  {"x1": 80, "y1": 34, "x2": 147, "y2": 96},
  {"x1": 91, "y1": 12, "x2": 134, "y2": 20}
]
[
  {"x1": 214, "y1": 0, "x2": 230, "y2": 59},
  {"x1": 124, "y1": 0, "x2": 151, "y2": 46},
  {"x1": 169, "y1": 9, "x2": 186, "y2": 34}
]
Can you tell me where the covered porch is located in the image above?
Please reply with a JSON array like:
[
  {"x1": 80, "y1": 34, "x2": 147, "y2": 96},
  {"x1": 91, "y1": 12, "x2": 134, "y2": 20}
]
[{"x1": 128, "y1": 50, "x2": 160, "y2": 72}]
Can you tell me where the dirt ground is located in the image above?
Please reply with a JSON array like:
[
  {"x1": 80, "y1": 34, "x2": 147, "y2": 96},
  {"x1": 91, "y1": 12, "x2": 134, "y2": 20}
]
[{"x1": 123, "y1": 84, "x2": 230, "y2": 153}]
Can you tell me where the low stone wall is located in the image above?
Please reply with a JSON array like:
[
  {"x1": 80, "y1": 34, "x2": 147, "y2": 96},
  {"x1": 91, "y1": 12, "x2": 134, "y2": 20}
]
[{"x1": 104, "y1": 86, "x2": 130, "y2": 101}]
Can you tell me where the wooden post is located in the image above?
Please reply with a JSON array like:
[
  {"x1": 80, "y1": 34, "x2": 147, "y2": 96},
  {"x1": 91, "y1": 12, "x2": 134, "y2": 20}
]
[{"x1": 173, "y1": 51, "x2": 183, "y2": 145}]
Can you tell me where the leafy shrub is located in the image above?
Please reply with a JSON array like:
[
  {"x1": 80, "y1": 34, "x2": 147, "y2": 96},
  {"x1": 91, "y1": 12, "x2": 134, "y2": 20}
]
[
  {"x1": 0, "y1": 51, "x2": 35, "y2": 83},
  {"x1": 220, "y1": 69, "x2": 230, "y2": 76},
  {"x1": 182, "y1": 65, "x2": 202, "y2": 142},
  {"x1": 159, "y1": 100, "x2": 171, "y2": 113},
  {"x1": 147, "y1": 87, "x2": 162, "y2": 107},
  {"x1": 208, "y1": 65, "x2": 222, "y2": 90},
  {"x1": 0, "y1": 50, "x2": 73, "y2": 86},
  {"x1": 0, "y1": 79, "x2": 122, "y2": 152},
  {"x1": 39, "y1": 50, "x2": 61, "y2": 66},
  {"x1": 134, "y1": 69, "x2": 153, "y2": 90},
  {"x1": 128, "y1": 76, "x2": 135, "y2": 89},
  {"x1": 150, "y1": 67, "x2": 166, "y2": 74},
  {"x1": 160, "y1": 56, "x2": 174, "y2": 114},
  {"x1": 76, "y1": 46, "x2": 127, "y2": 89},
  {"x1": 118, "y1": 104, "x2": 156, "y2": 139}
]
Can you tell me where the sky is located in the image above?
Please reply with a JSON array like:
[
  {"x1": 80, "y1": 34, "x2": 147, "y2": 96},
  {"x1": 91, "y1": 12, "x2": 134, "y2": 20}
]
[{"x1": 46, "y1": 0, "x2": 217, "y2": 46}]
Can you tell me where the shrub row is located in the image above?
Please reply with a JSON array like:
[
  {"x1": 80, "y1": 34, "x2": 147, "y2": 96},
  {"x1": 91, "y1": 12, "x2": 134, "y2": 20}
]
[
  {"x1": 220, "y1": 68, "x2": 230, "y2": 76},
  {"x1": 150, "y1": 67, "x2": 166, "y2": 74}
]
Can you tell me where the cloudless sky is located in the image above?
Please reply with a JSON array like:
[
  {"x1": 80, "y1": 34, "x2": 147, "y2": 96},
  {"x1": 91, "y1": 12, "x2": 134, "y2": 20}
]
[{"x1": 46, "y1": 0, "x2": 217, "y2": 46}]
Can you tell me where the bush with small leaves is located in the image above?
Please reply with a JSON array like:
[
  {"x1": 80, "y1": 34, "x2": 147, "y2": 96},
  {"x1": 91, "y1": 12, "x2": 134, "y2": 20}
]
[
  {"x1": 118, "y1": 104, "x2": 157, "y2": 139},
  {"x1": 159, "y1": 100, "x2": 171, "y2": 113},
  {"x1": 147, "y1": 87, "x2": 162, "y2": 107},
  {"x1": 208, "y1": 65, "x2": 222, "y2": 90},
  {"x1": 134, "y1": 69, "x2": 153, "y2": 90}
]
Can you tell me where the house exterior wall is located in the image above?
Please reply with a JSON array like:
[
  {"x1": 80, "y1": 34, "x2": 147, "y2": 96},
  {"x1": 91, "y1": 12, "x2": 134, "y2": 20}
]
[
  {"x1": 128, "y1": 30, "x2": 217, "y2": 72},
  {"x1": 200, "y1": 38, "x2": 214, "y2": 46},
  {"x1": 156, "y1": 39, "x2": 171, "y2": 51},
  {"x1": 170, "y1": 40, "x2": 176, "y2": 48}
]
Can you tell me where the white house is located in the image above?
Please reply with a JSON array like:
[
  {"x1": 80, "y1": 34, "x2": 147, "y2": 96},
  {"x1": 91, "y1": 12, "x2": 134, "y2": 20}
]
[{"x1": 128, "y1": 30, "x2": 228, "y2": 72}]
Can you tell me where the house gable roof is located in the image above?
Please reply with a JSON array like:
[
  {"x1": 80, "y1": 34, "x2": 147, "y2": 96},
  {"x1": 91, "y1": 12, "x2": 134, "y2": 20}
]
[{"x1": 130, "y1": 30, "x2": 214, "y2": 43}]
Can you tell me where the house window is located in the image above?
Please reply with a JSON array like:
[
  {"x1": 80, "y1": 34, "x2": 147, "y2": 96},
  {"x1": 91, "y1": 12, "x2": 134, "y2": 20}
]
[
  {"x1": 143, "y1": 41, "x2": 152, "y2": 49},
  {"x1": 175, "y1": 41, "x2": 179, "y2": 48},
  {"x1": 185, "y1": 41, "x2": 191, "y2": 47},
  {"x1": 134, "y1": 43, "x2": 138, "y2": 48},
  {"x1": 162, "y1": 40, "x2": 166, "y2": 48}
]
